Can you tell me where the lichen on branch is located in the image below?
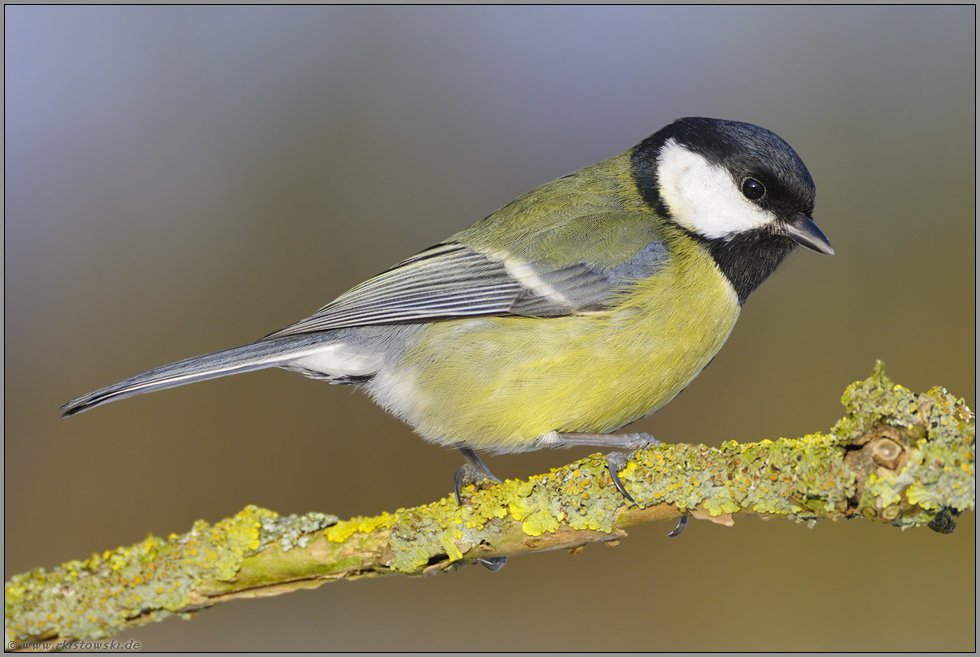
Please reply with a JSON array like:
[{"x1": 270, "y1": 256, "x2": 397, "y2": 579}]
[{"x1": 5, "y1": 362, "x2": 974, "y2": 650}]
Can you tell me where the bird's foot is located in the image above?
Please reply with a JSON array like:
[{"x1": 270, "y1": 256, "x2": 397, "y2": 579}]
[
  {"x1": 452, "y1": 462, "x2": 502, "y2": 505},
  {"x1": 601, "y1": 433, "x2": 688, "y2": 537},
  {"x1": 454, "y1": 447, "x2": 507, "y2": 571},
  {"x1": 453, "y1": 446, "x2": 501, "y2": 506},
  {"x1": 603, "y1": 433, "x2": 660, "y2": 505}
]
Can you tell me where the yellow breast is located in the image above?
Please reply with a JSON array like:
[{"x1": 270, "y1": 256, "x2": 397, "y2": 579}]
[{"x1": 371, "y1": 237, "x2": 739, "y2": 453}]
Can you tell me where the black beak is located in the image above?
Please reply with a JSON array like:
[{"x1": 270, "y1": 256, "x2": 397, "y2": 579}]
[{"x1": 783, "y1": 216, "x2": 834, "y2": 256}]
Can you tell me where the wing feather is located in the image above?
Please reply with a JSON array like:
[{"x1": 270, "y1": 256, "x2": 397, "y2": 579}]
[{"x1": 264, "y1": 221, "x2": 669, "y2": 340}]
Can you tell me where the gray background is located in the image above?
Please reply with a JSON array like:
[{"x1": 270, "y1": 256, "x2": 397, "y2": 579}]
[{"x1": 6, "y1": 6, "x2": 975, "y2": 651}]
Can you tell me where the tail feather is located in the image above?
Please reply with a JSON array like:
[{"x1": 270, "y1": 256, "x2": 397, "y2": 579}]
[{"x1": 60, "y1": 335, "x2": 335, "y2": 417}]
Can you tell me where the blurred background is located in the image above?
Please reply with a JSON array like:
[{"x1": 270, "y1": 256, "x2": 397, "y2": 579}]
[{"x1": 5, "y1": 6, "x2": 975, "y2": 651}]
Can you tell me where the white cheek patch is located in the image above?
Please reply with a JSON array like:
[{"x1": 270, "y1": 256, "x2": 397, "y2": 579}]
[{"x1": 656, "y1": 139, "x2": 776, "y2": 240}]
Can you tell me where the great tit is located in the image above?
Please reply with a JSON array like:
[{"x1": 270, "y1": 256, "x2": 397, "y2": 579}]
[{"x1": 62, "y1": 117, "x2": 832, "y2": 512}]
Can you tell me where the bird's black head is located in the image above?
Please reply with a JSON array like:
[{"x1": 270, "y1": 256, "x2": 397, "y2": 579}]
[{"x1": 631, "y1": 117, "x2": 832, "y2": 303}]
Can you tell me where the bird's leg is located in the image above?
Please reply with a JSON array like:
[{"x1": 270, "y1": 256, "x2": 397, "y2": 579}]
[
  {"x1": 453, "y1": 446, "x2": 500, "y2": 505},
  {"x1": 535, "y1": 431, "x2": 688, "y2": 537},
  {"x1": 454, "y1": 446, "x2": 507, "y2": 570}
]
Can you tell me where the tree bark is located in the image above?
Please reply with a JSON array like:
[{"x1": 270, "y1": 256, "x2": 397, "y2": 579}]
[{"x1": 5, "y1": 362, "x2": 974, "y2": 651}]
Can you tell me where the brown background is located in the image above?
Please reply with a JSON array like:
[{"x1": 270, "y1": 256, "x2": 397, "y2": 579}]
[{"x1": 5, "y1": 6, "x2": 975, "y2": 651}]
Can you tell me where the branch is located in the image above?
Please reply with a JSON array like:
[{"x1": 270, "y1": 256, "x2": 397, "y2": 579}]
[{"x1": 5, "y1": 362, "x2": 974, "y2": 651}]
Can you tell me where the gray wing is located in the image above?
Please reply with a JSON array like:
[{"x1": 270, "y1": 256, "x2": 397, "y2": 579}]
[{"x1": 263, "y1": 239, "x2": 668, "y2": 340}]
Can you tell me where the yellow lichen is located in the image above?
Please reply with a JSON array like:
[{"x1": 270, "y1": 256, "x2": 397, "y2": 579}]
[{"x1": 325, "y1": 513, "x2": 398, "y2": 543}]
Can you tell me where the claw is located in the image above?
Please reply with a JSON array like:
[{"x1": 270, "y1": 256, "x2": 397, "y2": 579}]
[
  {"x1": 453, "y1": 466, "x2": 467, "y2": 506},
  {"x1": 606, "y1": 451, "x2": 638, "y2": 506},
  {"x1": 478, "y1": 556, "x2": 508, "y2": 571},
  {"x1": 667, "y1": 515, "x2": 688, "y2": 537}
]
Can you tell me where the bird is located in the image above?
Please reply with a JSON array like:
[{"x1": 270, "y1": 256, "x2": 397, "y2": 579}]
[{"x1": 62, "y1": 117, "x2": 833, "y2": 544}]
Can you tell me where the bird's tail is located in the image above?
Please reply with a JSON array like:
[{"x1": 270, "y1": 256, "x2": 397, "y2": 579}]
[{"x1": 60, "y1": 334, "x2": 337, "y2": 417}]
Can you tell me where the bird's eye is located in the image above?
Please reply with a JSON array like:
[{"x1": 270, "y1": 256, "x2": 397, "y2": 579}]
[{"x1": 741, "y1": 177, "x2": 766, "y2": 201}]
